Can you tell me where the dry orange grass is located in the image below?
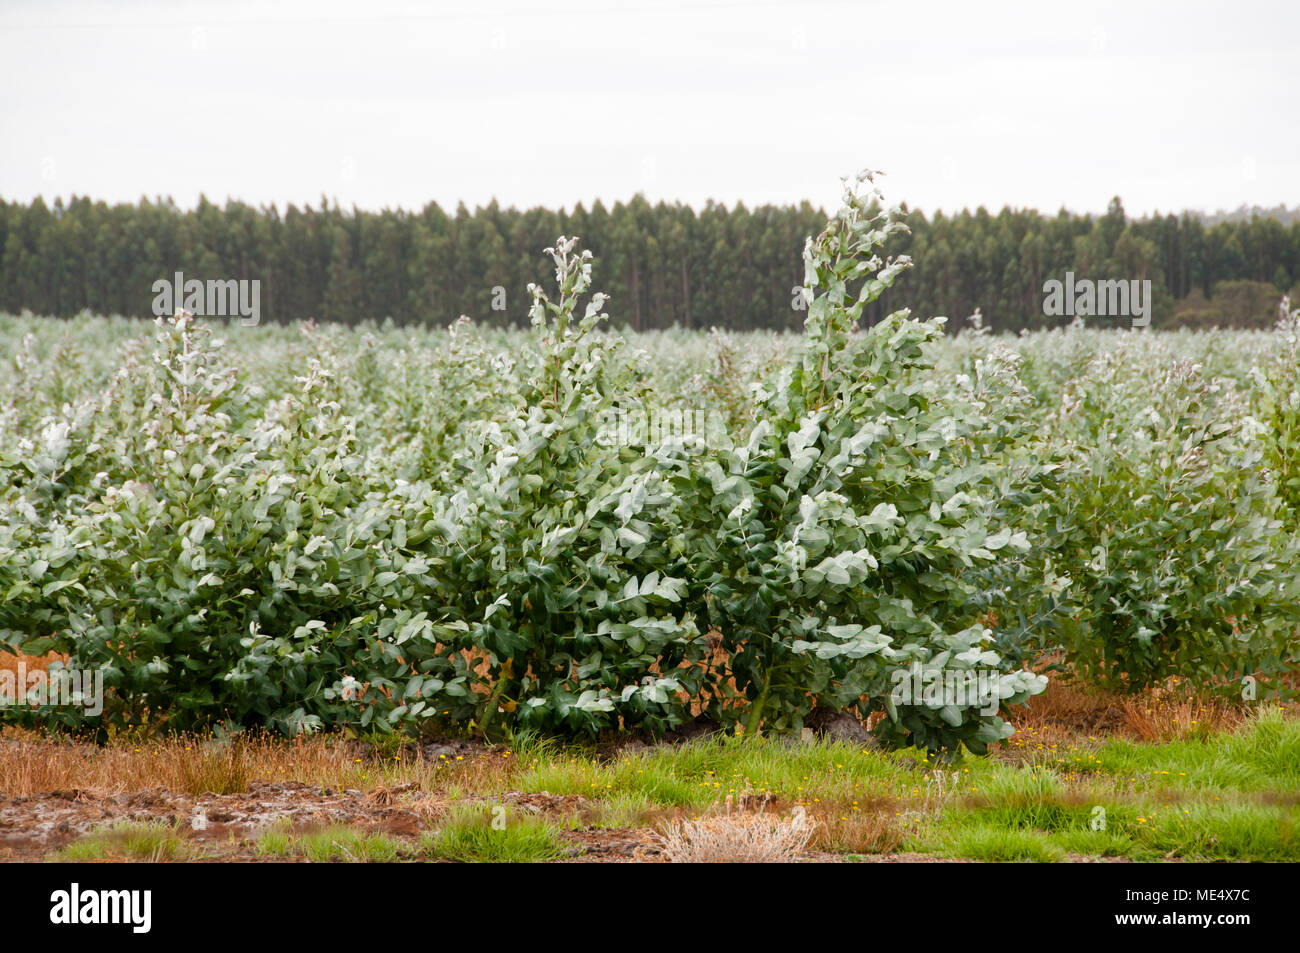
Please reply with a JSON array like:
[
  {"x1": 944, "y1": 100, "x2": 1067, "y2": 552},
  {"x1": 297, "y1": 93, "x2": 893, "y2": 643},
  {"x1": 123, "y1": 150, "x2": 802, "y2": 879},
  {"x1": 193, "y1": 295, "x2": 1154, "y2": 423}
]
[
  {"x1": 1007, "y1": 671, "x2": 1256, "y2": 749},
  {"x1": 0, "y1": 651, "x2": 66, "y2": 681},
  {"x1": 1114, "y1": 682, "x2": 1249, "y2": 743},
  {"x1": 0, "y1": 731, "x2": 518, "y2": 798},
  {"x1": 0, "y1": 731, "x2": 340, "y2": 797},
  {"x1": 1008, "y1": 677, "x2": 1122, "y2": 746},
  {"x1": 805, "y1": 803, "x2": 904, "y2": 854}
]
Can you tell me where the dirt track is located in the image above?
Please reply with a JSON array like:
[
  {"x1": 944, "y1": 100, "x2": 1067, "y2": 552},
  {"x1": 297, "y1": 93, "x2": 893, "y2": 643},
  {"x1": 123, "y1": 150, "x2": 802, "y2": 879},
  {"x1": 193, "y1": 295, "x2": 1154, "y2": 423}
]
[{"x1": 0, "y1": 781, "x2": 673, "y2": 862}]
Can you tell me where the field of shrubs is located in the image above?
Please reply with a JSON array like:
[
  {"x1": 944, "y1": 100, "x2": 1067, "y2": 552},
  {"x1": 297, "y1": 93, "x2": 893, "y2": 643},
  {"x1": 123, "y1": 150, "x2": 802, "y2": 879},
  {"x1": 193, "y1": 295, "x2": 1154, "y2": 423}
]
[{"x1": 1, "y1": 173, "x2": 1298, "y2": 768}]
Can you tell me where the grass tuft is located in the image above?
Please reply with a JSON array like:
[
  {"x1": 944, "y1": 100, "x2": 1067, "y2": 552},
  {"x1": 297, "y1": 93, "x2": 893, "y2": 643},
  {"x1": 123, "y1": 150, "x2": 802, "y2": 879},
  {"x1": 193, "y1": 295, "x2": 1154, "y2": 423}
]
[
  {"x1": 252, "y1": 823, "x2": 402, "y2": 862},
  {"x1": 52, "y1": 821, "x2": 195, "y2": 862},
  {"x1": 655, "y1": 800, "x2": 815, "y2": 863},
  {"x1": 421, "y1": 803, "x2": 570, "y2": 863}
]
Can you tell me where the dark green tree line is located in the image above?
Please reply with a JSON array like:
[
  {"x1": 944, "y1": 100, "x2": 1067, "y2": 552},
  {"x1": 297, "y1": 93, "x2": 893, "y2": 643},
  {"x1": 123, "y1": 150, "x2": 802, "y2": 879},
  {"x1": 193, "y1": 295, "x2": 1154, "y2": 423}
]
[{"x1": 2, "y1": 193, "x2": 1297, "y2": 331}]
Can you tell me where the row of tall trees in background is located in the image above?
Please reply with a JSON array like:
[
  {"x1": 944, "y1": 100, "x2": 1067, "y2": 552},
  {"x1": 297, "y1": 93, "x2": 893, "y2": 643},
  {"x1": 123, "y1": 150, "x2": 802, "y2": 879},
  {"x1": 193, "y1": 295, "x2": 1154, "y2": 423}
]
[{"x1": 2, "y1": 193, "x2": 1298, "y2": 332}]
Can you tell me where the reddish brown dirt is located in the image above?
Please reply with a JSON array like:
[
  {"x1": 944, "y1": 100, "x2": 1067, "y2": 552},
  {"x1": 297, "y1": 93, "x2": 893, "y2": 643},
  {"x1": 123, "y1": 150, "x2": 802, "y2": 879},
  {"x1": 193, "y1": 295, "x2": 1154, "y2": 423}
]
[{"x1": 0, "y1": 781, "x2": 438, "y2": 861}]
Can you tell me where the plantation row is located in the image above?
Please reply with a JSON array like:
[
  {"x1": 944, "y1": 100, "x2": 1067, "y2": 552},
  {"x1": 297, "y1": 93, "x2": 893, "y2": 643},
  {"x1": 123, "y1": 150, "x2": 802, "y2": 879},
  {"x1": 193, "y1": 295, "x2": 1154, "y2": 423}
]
[{"x1": 2, "y1": 174, "x2": 1298, "y2": 753}]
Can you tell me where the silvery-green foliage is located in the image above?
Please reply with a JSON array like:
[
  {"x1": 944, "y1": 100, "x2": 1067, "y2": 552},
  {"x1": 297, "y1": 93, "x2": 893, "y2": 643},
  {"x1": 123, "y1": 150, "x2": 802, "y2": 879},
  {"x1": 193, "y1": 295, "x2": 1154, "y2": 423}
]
[
  {"x1": 1038, "y1": 337, "x2": 1299, "y2": 691},
  {"x1": 403, "y1": 238, "x2": 707, "y2": 736},
  {"x1": 0, "y1": 313, "x2": 470, "y2": 732},
  {"x1": 668, "y1": 172, "x2": 1048, "y2": 753},
  {"x1": 1253, "y1": 297, "x2": 1300, "y2": 514},
  {"x1": 0, "y1": 178, "x2": 1056, "y2": 751}
]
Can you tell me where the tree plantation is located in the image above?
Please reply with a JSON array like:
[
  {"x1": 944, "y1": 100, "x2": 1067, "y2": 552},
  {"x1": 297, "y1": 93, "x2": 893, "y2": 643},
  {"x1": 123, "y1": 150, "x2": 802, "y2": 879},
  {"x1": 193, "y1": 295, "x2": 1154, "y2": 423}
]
[{"x1": 1, "y1": 172, "x2": 1296, "y2": 760}]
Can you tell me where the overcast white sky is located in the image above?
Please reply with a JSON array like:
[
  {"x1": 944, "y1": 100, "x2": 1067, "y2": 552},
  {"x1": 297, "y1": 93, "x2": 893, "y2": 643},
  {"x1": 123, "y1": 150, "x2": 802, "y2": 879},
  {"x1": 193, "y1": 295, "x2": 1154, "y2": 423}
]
[{"x1": 1, "y1": 0, "x2": 1296, "y2": 218}]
